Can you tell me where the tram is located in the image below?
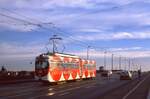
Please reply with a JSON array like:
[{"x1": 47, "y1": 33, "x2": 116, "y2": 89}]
[{"x1": 35, "y1": 52, "x2": 96, "y2": 83}]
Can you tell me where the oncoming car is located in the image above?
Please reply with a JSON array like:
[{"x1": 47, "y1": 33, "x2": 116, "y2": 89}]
[
  {"x1": 120, "y1": 71, "x2": 132, "y2": 80},
  {"x1": 101, "y1": 70, "x2": 112, "y2": 77}
]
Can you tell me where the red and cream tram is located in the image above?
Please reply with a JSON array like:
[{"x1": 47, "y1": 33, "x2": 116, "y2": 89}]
[{"x1": 35, "y1": 53, "x2": 96, "y2": 82}]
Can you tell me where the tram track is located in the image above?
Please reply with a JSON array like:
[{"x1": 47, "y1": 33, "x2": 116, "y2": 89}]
[
  {"x1": 0, "y1": 74, "x2": 117, "y2": 99},
  {"x1": 0, "y1": 79, "x2": 97, "y2": 98},
  {"x1": 28, "y1": 77, "x2": 127, "y2": 99}
]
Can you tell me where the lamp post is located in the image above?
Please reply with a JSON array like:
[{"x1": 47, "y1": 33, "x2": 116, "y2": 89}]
[
  {"x1": 87, "y1": 46, "x2": 91, "y2": 60},
  {"x1": 119, "y1": 56, "x2": 121, "y2": 70},
  {"x1": 104, "y1": 50, "x2": 107, "y2": 70},
  {"x1": 128, "y1": 58, "x2": 131, "y2": 71},
  {"x1": 124, "y1": 57, "x2": 126, "y2": 71},
  {"x1": 111, "y1": 54, "x2": 114, "y2": 70}
]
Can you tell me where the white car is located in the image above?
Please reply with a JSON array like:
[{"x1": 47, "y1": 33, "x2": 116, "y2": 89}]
[
  {"x1": 120, "y1": 71, "x2": 132, "y2": 80},
  {"x1": 101, "y1": 70, "x2": 112, "y2": 77}
]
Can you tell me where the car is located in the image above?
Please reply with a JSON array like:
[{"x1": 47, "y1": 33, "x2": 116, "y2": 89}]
[
  {"x1": 101, "y1": 70, "x2": 112, "y2": 77},
  {"x1": 120, "y1": 71, "x2": 132, "y2": 80}
]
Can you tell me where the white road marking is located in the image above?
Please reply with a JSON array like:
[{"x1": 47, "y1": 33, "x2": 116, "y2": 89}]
[
  {"x1": 48, "y1": 88, "x2": 53, "y2": 91},
  {"x1": 122, "y1": 74, "x2": 150, "y2": 99},
  {"x1": 47, "y1": 92, "x2": 55, "y2": 96},
  {"x1": 57, "y1": 86, "x2": 81, "y2": 93},
  {"x1": 59, "y1": 92, "x2": 70, "y2": 96},
  {"x1": 29, "y1": 91, "x2": 55, "y2": 99},
  {"x1": 85, "y1": 85, "x2": 96, "y2": 88}
]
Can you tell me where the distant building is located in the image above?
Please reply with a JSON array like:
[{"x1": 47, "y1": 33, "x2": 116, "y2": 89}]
[{"x1": 1, "y1": 66, "x2": 7, "y2": 72}]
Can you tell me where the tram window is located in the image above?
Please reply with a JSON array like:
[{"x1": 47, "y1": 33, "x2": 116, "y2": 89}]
[
  {"x1": 73, "y1": 64, "x2": 76, "y2": 68},
  {"x1": 61, "y1": 62, "x2": 78, "y2": 69},
  {"x1": 67, "y1": 63, "x2": 71, "y2": 68},
  {"x1": 73, "y1": 63, "x2": 78, "y2": 69},
  {"x1": 35, "y1": 61, "x2": 49, "y2": 69},
  {"x1": 61, "y1": 63, "x2": 68, "y2": 68},
  {"x1": 71, "y1": 63, "x2": 74, "y2": 68},
  {"x1": 51, "y1": 62, "x2": 59, "y2": 68},
  {"x1": 42, "y1": 62, "x2": 47, "y2": 68},
  {"x1": 35, "y1": 61, "x2": 40, "y2": 69},
  {"x1": 70, "y1": 63, "x2": 77, "y2": 69},
  {"x1": 83, "y1": 64, "x2": 93, "y2": 69}
]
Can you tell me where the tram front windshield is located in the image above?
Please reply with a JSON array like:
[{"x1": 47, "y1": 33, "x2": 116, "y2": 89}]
[{"x1": 35, "y1": 60, "x2": 49, "y2": 69}]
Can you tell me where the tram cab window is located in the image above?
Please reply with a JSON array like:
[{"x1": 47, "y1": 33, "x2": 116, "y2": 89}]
[{"x1": 35, "y1": 60, "x2": 49, "y2": 69}]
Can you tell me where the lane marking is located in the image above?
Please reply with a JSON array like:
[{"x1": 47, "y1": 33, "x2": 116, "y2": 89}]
[
  {"x1": 122, "y1": 74, "x2": 150, "y2": 99},
  {"x1": 59, "y1": 92, "x2": 70, "y2": 96},
  {"x1": 47, "y1": 92, "x2": 55, "y2": 96},
  {"x1": 57, "y1": 86, "x2": 81, "y2": 93},
  {"x1": 56, "y1": 83, "x2": 96, "y2": 94},
  {"x1": 85, "y1": 85, "x2": 96, "y2": 88},
  {"x1": 48, "y1": 88, "x2": 53, "y2": 91}
]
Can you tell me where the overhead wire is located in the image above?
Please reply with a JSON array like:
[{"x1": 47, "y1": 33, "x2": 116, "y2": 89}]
[
  {"x1": 0, "y1": 8, "x2": 123, "y2": 57},
  {"x1": 0, "y1": 8, "x2": 89, "y2": 48}
]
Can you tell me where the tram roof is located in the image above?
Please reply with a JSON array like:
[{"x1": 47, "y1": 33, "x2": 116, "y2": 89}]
[{"x1": 42, "y1": 52, "x2": 79, "y2": 58}]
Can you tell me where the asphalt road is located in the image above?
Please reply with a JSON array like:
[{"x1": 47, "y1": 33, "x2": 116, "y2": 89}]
[
  {"x1": 100, "y1": 72, "x2": 150, "y2": 99},
  {"x1": 0, "y1": 73, "x2": 149, "y2": 99}
]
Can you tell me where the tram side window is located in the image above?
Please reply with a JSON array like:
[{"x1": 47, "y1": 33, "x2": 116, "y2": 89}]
[
  {"x1": 61, "y1": 62, "x2": 78, "y2": 69},
  {"x1": 84, "y1": 64, "x2": 93, "y2": 70},
  {"x1": 87, "y1": 64, "x2": 90, "y2": 69},
  {"x1": 90, "y1": 64, "x2": 95, "y2": 70},
  {"x1": 83, "y1": 64, "x2": 86, "y2": 69},
  {"x1": 50, "y1": 62, "x2": 59, "y2": 69},
  {"x1": 61, "y1": 63, "x2": 68, "y2": 68},
  {"x1": 70, "y1": 63, "x2": 74, "y2": 68},
  {"x1": 72, "y1": 63, "x2": 76, "y2": 69},
  {"x1": 68, "y1": 63, "x2": 77, "y2": 69},
  {"x1": 73, "y1": 63, "x2": 79, "y2": 69},
  {"x1": 76, "y1": 63, "x2": 79, "y2": 69}
]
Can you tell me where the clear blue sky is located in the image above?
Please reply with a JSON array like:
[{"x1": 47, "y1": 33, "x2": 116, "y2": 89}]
[{"x1": 0, "y1": 0, "x2": 150, "y2": 71}]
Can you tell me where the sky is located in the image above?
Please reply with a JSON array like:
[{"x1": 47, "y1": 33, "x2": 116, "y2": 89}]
[{"x1": 0, "y1": 0, "x2": 150, "y2": 71}]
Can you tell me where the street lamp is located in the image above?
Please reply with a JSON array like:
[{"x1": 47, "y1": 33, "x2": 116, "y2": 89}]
[
  {"x1": 104, "y1": 50, "x2": 107, "y2": 70},
  {"x1": 119, "y1": 56, "x2": 122, "y2": 70},
  {"x1": 87, "y1": 46, "x2": 91, "y2": 60},
  {"x1": 111, "y1": 53, "x2": 114, "y2": 70}
]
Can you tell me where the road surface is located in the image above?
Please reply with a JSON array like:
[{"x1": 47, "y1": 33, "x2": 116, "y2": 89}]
[{"x1": 0, "y1": 73, "x2": 149, "y2": 99}]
